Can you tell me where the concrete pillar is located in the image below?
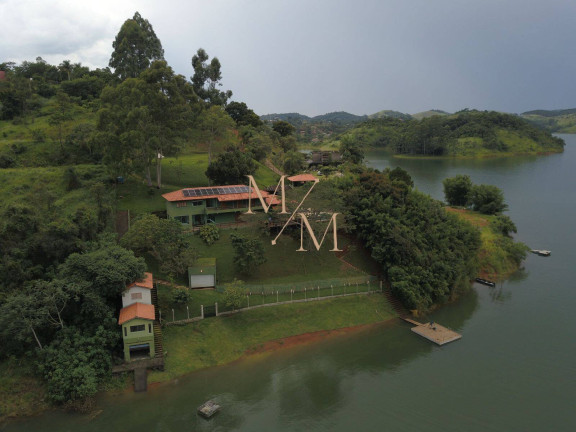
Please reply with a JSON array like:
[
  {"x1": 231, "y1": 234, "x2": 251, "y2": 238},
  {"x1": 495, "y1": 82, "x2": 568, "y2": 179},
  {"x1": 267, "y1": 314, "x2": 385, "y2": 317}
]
[
  {"x1": 215, "y1": 302, "x2": 219, "y2": 316},
  {"x1": 201, "y1": 305, "x2": 204, "y2": 319}
]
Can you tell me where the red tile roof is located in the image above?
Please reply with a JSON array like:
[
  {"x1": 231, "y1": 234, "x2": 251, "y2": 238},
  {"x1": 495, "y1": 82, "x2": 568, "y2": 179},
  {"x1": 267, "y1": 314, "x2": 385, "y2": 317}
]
[
  {"x1": 126, "y1": 272, "x2": 153, "y2": 290},
  {"x1": 287, "y1": 174, "x2": 318, "y2": 182},
  {"x1": 118, "y1": 302, "x2": 155, "y2": 325},
  {"x1": 162, "y1": 185, "x2": 278, "y2": 204}
]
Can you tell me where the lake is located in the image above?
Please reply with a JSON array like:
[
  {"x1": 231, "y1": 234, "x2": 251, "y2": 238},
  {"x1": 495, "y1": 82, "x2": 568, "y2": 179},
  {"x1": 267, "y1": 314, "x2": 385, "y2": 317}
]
[{"x1": 3, "y1": 135, "x2": 576, "y2": 432}]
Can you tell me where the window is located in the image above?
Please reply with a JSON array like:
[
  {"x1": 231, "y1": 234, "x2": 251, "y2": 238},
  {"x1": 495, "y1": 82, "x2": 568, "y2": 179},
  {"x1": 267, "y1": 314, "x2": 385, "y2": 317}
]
[
  {"x1": 175, "y1": 215, "x2": 189, "y2": 224},
  {"x1": 148, "y1": 324, "x2": 152, "y2": 333},
  {"x1": 131, "y1": 292, "x2": 142, "y2": 300},
  {"x1": 124, "y1": 327, "x2": 127, "y2": 337},
  {"x1": 130, "y1": 324, "x2": 145, "y2": 333},
  {"x1": 206, "y1": 199, "x2": 217, "y2": 208},
  {"x1": 177, "y1": 202, "x2": 187, "y2": 208},
  {"x1": 192, "y1": 200, "x2": 204, "y2": 207}
]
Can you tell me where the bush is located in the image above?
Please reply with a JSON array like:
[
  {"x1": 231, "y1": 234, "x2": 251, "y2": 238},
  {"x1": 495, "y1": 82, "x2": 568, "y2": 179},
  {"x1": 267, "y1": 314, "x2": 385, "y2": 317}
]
[
  {"x1": 172, "y1": 287, "x2": 191, "y2": 304},
  {"x1": 223, "y1": 280, "x2": 246, "y2": 310},
  {"x1": 198, "y1": 224, "x2": 220, "y2": 245}
]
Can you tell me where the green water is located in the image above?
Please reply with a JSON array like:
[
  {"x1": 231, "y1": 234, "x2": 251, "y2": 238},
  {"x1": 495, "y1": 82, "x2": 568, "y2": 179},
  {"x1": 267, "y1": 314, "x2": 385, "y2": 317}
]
[{"x1": 4, "y1": 136, "x2": 576, "y2": 432}]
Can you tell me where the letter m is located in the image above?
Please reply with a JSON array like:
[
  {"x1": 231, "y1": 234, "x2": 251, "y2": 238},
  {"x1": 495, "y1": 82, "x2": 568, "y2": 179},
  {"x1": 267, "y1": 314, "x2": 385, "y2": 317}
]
[
  {"x1": 297, "y1": 213, "x2": 342, "y2": 252},
  {"x1": 245, "y1": 175, "x2": 288, "y2": 214}
]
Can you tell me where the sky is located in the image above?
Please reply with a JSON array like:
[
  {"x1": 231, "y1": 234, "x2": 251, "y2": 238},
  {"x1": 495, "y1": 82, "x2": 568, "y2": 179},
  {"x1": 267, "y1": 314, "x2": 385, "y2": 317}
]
[{"x1": 2, "y1": 0, "x2": 575, "y2": 117}]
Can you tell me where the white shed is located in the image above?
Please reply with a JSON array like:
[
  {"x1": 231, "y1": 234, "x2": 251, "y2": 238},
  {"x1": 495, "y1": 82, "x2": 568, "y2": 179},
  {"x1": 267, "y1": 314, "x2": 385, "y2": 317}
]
[{"x1": 122, "y1": 272, "x2": 154, "y2": 307}]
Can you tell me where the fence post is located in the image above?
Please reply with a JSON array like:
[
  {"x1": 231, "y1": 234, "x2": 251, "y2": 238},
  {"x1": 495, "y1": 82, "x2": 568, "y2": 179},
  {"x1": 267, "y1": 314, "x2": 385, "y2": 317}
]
[
  {"x1": 215, "y1": 302, "x2": 219, "y2": 317},
  {"x1": 317, "y1": 286, "x2": 320, "y2": 299},
  {"x1": 380, "y1": 280, "x2": 383, "y2": 293},
  {"x1": 277, "y1": 290, "x2": 279, "y2": 303},
  {"x1": 201, "y1": 305, "x2": 204, "y2": 319},
  {"x1": 291, "y1": 289, "x2": 293, "y2": 302},
  {"x1": 159, "y1": 309, "x2": 162, "y2": 323},
  {"x1": 356, "y1": 283, "x2": 358, "y2": 294},
  {"x1": 305, "y1": 287, "x2": 307, "y2": 301},
  {"x1": 331, "y1": 285, "x2": 333, "y2": 296},
  {"x1": 172, "y1": 309, "x2": 175, "y2": 322},
  {"x1": 247, "y1": 295, "x2": 250, "y2": 308},
  {"x1": 186, "y1": 305, "x2": 189, "y2": 320}
]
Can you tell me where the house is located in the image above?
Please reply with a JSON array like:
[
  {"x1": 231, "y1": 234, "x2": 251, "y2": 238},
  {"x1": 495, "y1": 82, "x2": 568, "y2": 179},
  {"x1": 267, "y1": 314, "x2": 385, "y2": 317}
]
[
  {"x1": 122, "y1": 272, "x2": 154, "y2": 307},
  {"x1": 118, "y1": 302, "x2": 156, "y2": 361},
  {"x1": 307, "y1": 151, "x2": 342, "y2": 166},
  {"x1": 162, "y1": 185, "x2": 279, "y2": 227},
  {"x1": 287, "y1": 173, "x2": 318, "y2": 187},
  {"x1": 188, "y1": 258, "x2": 217, "y2": 288}
]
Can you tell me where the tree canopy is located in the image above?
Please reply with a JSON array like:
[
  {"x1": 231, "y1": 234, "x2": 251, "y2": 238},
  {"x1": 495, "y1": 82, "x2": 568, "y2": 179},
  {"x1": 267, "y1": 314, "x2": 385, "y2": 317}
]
[
  {"x1": 191, "y1": 48, "x2": 232, "y2": 106},
  {"x1": 205, "y1": 149, "x2": 257, "y2": 185},
  {"x1": 109, "y1": 12, "x2": 165, "y2": 81}
]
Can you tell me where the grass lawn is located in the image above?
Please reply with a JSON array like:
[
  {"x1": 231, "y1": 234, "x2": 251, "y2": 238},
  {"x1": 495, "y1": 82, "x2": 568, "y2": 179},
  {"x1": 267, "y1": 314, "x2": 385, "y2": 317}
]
[
  {"x1": 0, "y1": 358, "x2": 48, "y2": 420},
  {"x1": 115, "y1": 153, "x2": 279, "y2": 215},
  {"x1": 148, "y1": 293, "x2": 396, "y2": 383}
]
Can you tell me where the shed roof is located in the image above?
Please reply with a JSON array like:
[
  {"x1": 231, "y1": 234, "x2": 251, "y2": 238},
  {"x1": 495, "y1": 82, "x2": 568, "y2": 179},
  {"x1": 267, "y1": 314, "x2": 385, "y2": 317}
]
[
  {"x1": 287, "y1": 174, "x2": 318, "y2": 182},
  {"x1": 118, "y1": 302, "x2": 155, "y2": 325},
  {"x1": 126, "y1": 272, "x2": 153, "y2": 291},
  {"x1": 162, "y1": 185, "x2": 279, "y2": 204}
]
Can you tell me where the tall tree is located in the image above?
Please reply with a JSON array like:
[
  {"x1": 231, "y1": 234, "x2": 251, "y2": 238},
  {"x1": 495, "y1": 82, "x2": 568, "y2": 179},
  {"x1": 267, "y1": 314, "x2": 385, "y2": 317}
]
[
  {"x1": 443, "y1": 174, "x2": 473, "y2": 206},
  {"x1": 205, "y1": 149, "x2": 257, "y2": 185},
  {"x1": 197, "y1": 105, "x2": 235, "y2": 164},
  {"x1": 97, "y1": 61, "x2": 197, "y2": 187},
  {"x1": 191, "y1": 48, "x2": 232, "y2": 105},
  {"x1": 109, "y1": 12, "x2": 164, "y2": 81}
]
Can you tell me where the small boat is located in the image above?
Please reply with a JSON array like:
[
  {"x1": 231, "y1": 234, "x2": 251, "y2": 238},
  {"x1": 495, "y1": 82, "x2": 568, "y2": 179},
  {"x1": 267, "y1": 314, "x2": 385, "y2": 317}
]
[
  {"x1": 531, "y1": 249, "x2": 551, "y2": 257},
  {"x1": 198, "y1": 400, "x2": 221, "y2": 418},
  {"x1": 475, "y1": 278, "x2": 496, "y2": 287}
]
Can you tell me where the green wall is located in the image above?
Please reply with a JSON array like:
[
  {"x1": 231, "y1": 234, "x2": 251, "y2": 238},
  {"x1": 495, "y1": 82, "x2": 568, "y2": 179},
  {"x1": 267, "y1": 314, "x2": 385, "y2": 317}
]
[{"x1": 121, "y1": 318, "x2": 155, "y2": 361}]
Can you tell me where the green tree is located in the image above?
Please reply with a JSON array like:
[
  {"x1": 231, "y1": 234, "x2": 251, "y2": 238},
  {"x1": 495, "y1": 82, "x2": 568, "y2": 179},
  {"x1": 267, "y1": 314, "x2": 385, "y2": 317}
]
[
  {"x1": 223, "y1": 279, "x2": 246, "y2": 310},
  {"x1": 225, "y1": 101, "x2": 262, "y2": 127},
  {"x1": 98, "y1": 61, "x2": 196, "y2": 187},
  {"x1": 388, "y1": 167, "x2": 414, "y2": 188},
  {"x1": 491, "y1": 214, "x2": 517, "y2": 237},
  {"x1": 109, "y1": 12, "x2": 164, "y2": 81},
  {"x1": 198, "y1": 224, "x2": 220, "y2": 245},
  {"x1": 283, "y1": 151, "x2": 306, "y2": 175},
  {"x1": 205, "y1": 149, "x2": 257, "y2": 185},
  {"x1": 197, "y1": 105, "x2": 235, "y2": 164},
  {"x1": 191, "y1": 48, "x2": 232, "y2": 105},
  {"x1": 340, "y1": 136, "x2": 364, "y2": 164},
  {"x1": 120, "y1": 214, "x2": 196, "y2": 279},
  {"x1": 469, "y1": 184, "x2": 507, "y2": 214},
  {"x1": 443, "y1": 174, "x2": 473, "y2": 206},
  {"x1": 230, "y1": 234, "x2": 266, "y2": 275},
  {"x1": 272, "y1": 120, "x2": 295, "y2": 137}
]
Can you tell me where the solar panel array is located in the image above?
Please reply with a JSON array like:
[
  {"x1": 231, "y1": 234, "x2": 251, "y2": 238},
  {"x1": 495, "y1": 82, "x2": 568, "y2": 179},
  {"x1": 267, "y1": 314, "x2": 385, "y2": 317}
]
[{"x1": 182, "y1": 186, "x2": 252, "y2": 198}]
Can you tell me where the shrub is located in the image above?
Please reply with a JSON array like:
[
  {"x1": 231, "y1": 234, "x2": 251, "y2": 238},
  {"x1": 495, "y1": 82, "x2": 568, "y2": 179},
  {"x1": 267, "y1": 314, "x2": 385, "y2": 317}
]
[{"x1": 198, "y1": 224, "x2": 220, "y2": 245}]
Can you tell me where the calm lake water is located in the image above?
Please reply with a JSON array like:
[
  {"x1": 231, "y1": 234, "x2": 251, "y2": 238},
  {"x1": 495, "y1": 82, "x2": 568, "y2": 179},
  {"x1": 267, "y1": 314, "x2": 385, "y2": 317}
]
[{"x1": 4, "y1": 135, "x2": 576, "y2": 432}]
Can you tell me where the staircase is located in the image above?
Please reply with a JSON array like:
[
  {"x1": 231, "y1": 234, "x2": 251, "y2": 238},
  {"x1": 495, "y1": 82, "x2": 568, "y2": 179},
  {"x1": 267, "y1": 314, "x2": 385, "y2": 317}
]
[
  {"x1": 151, "y1": 283, "x2": 164, "y2": 359},
  {"x1": 153, "y1": 322, "x2": 164, "y2": 358},
  {"x1": 384, "y1": 288, "x2": 409, "y2": 318}
]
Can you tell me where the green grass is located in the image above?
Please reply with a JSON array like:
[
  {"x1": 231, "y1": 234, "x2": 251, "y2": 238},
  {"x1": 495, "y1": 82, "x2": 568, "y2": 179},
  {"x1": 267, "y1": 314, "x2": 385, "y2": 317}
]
[
  {"x1": 148, "y1": 293, "x2": 396, "y2": 382},
  {"x1": 0, "y1": 358, "x2": 48, "y2": 420},
  {"x1": 115, "y1": 153, "x2": 280, "y2": 214}
]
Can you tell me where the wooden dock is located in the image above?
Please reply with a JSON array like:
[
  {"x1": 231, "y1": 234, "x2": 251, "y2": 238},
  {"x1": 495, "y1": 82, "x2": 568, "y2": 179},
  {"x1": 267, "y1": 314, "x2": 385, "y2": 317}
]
[{"x1": 402, "y1": 318, "x2": 462, "y2": 346}]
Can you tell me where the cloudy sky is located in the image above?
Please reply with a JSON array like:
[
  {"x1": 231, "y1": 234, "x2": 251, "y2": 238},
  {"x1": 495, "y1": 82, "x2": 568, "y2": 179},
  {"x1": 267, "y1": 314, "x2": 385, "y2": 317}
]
[{"x1": 2, "y1": 0, "x2": 575, "y2": 116}]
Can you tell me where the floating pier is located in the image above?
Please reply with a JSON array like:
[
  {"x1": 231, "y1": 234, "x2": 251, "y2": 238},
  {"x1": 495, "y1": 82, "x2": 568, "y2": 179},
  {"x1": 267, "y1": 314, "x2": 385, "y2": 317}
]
[
  {"x1": 402, "y1": 318, "x2": 462, "y2": 346},
  {"x1": 198, "y1": 400, "x2": 221, "y2": 418}
]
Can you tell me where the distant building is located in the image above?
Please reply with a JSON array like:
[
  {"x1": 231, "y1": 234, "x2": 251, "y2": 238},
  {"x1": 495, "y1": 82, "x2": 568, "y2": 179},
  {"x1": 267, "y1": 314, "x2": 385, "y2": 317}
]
[
  {"x1": 162, "y1": 185, "x2": 279, "y2": 227},
  {"x1": 307, "y1": 151, "x2": 342, "y2": 166},
  {"x1": 287, "y1": 173, "x2": 318, "y2": 187}
]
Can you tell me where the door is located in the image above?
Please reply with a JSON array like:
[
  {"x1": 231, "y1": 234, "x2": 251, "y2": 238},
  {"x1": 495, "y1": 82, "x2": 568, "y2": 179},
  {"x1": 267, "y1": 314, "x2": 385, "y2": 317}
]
[{"x1": 190, "y1": 275, "x2": 215, "y2": 288}]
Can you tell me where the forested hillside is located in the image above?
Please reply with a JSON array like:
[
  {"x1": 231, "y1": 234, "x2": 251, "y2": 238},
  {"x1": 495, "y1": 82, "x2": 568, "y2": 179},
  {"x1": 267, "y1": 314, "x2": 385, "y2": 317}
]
[
  {"x1": 521, "y1": 108, "x2": 576, "y2": 134},
  {"x1": 330, "y1": 110, "x2": 565, "y2": 157}
]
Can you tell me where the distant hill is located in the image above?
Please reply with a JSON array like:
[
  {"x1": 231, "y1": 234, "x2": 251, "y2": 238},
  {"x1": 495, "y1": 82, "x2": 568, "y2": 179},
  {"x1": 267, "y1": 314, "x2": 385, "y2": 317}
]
[
  {"x1": 412, "y1": 109, "x2": 451, "y2": 120},
  {"x1": 368, "y1": 110, "x2": 412, "y2": 120},
  {"x1": 520, "y1": 109, "x2": 576, "y2": 133},
  {"x1": 330, "y1": 110, "x2": 565, "y2": 157},
  {"x1": 261, "y1": 111, "x2": 366, "y2": 125}
]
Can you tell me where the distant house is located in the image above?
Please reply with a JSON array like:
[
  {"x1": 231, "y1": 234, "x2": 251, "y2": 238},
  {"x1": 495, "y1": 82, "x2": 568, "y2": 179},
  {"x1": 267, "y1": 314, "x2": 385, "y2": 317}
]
[
  {"x1": 122, "y1": 272, "x2": 154, "y2": 308},
  {"x1": 162, "y1": 185, "x2": 279, "y2": 227},
  {"x1": 307, "y1": 151, "x2": 342, "y2": 166},
  {"x1": 287, "y1": 173, "x2": 318, "y2": 187},
  {"x1": 118, "y1": 302, "x2": 156, "y2": 361}
]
